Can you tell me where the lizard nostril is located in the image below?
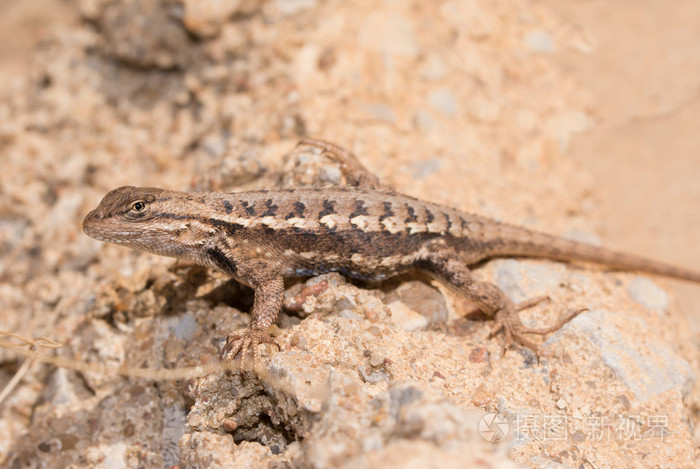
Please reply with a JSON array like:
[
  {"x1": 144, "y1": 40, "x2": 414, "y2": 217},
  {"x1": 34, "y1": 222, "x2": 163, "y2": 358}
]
[{"x1": 85, "y1": 210, "x2": 101, "y2": 223}]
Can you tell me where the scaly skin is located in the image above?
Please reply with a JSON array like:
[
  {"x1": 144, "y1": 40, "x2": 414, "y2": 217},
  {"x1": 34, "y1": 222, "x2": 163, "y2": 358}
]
[{"x1": 82, "y1": 139, "x2": 700, "y2": 367}]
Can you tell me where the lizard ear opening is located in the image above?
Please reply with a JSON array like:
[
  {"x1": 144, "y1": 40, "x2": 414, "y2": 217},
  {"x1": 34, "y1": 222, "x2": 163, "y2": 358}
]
[{"x1": 178, "y1": 222, "x2": 211, "y2": 245}]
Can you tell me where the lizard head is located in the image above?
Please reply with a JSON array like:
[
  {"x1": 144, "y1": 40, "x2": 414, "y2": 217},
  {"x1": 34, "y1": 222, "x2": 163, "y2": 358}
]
[{"x1": 83, "y1": 186, "x2": 185, "y2": 256}]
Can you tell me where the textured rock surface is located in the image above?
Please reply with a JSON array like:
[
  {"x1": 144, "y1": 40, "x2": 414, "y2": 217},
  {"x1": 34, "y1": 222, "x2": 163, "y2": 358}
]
[{"x1": 0, "y1": 1, "x2": 698, "y2": 468}]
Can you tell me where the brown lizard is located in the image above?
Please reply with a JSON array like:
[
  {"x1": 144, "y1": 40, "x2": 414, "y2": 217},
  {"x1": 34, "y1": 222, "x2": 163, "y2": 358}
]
[{"x1": 82, "y1": 139, "x2": 700, "y2": 365}]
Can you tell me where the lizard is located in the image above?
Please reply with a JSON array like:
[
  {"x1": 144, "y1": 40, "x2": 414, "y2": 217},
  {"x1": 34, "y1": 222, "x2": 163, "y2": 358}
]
[{"x1": 82, "y1": 138, "x2": 700, "y2": 366}]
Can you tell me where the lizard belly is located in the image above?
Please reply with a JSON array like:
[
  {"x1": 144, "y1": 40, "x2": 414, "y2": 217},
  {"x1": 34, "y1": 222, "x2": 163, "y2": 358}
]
[{"x1": 287, "y1": 263, "x2": 395, "y2": 282}]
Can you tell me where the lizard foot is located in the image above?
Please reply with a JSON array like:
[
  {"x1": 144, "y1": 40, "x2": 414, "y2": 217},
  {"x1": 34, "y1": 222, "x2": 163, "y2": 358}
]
[
  {"x1": 489, "y1": 298, "x2": 586, "y2": 356},
  {"x1": 222, "y1": 328, "x2": 279, "y2": 370}
]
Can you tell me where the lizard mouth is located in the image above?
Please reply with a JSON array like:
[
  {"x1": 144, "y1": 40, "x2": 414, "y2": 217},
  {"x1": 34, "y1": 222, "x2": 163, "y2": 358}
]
[
  {"x1": 82, "y1": 212, "x2": 143, "y2": 243},
  {"x1": 82, "y1": 225, "x2": 142, "y2": 243}
]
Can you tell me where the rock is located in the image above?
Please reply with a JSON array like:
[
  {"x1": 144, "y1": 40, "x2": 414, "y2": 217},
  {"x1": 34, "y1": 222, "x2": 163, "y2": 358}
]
[
  {"x1": 525, "y1": 29, "x2": 555, "y2": 53},
  {"x1": 409, "y1": 159, "x2": 442, "y2": 179},
  {"x1": 201, "y1": 133, "x2": 227, "y2": 157},
  {"x1": 260, "y1": 351, "x2": 333, "y2": 416},
  {"x1": 43, "y1": 368, "x2": 90, "y2": 407},
  {"x1": 179, "y1": 433, "x2": 270, "y2": 469},
  {"x1": 467, "y1": 95, "x2": 500, "y2": 123},
  {"x1": 544, "y1": 111, "x2": 592, "y2": 152},
  {"x1": 413, "y1": 109, "x2": 435, "y2": 131},
  {"x1": 3, "y1": 0, "x2": 699, "y2": 468},
  {"x1": 627, "y1": 276, "x2": 668, "y2": 310},
  {"x1": 96, "y1": 0, "x2": 194, "y2": 69},
  {"x1": 195, "y1": 149, "x2": 266, "y2": 191},
  {"x1": 162, "y1": 406, "x2": 187, "y2": 467},
  {"x1": 183, "y1": 0, "x2": 241, "y2": 38},
  {"x1": 293, "y1": 381, "x2": 521, "y2": 469},
  {"x1": 419, "y1": 56, "x2": 447, "y2": 81},
  {"x1": 384, "y1": 280, "x2": 448, "y2": 327},
  {"x1": 545, "y1": 310, "x2": 695, "y2": 401},
  {"x1": 387, "y1": 301, "x2": 429, "y2": 331},
  {"x1": 359, "y1": 101, "x2": 396, "y2": 123},
  {"x1": 494, "y1": 259, "x2": 564, "y2": 305},
  {"x1": 359, "y1": 12, "x2": 419, "y2": 58},
  {"x1": 172, "y1": 312, "x2": 198, "y2": 340},
  {"x1": 428, "y1": 88, "x2": 458, "y2": 117},
  {"x1": 273, "y1": 0, "x2": 318, "y2": 16}
]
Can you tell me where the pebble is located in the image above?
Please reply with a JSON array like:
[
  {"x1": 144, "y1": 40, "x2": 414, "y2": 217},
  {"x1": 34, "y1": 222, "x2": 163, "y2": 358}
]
[
  {"x1": 419, "y1": 56, "x2": 447, "y2": 81},
  {"x1": 428, "y1": 88, "x2": 458, "y2": 117},
  {"x1": 525, "y1": 29, "x2": 555, "y2": 53},
  {"x1": 359, "y1": 101, "x2": 396, "y2": 123},
  {"x1": 173, "y1": 313, "x2": 197, "y2": 340},
  {"x1": 359, "y1": 13, "x2": 419, "y2": 58},
  {"x1": 544, "y1": 111, "x2": 592, "y2": 152},
  {"x1": 274, "y1": 0, "x2": 318, "y2": 16},
  {"x1": 183, "y1": 0, "x2": 241, "y2": 38},
  {"x1": 162, "y1": 406, "x2": 187, "y2": 467},
  {"x1": 627, "y1": 276, "x2": 668, "y2": 310},
  {"x1": 545, "y1": 310, "x2": 695, "y2": 401},
  {"x1": 385, "y1": 281, "x2": 448, "y2": 326},
  {"x1": 413, "y1": 109, "x2": 435, "y2": 131},
  {"x1": 387, "y1": 301, "x2": 429, "y2": 331},
  {"x1": 467, "y1": 96, "x2": 500, "y2": 123},
  {"x1": 494, "y1": 259, "x2": 563, "y2": 304},
  {"x1": 409, "y1": 159, "x2": 442, "y2": 179}
]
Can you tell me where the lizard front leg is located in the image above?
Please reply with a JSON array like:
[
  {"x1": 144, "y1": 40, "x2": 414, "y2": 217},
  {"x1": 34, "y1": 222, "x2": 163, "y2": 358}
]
[
  {"x1": 416, "y1": 249, "x2": 581, "y2": 354},
  {"x1": 221, "y1": 271, "x2": 284, "y2": 368}
]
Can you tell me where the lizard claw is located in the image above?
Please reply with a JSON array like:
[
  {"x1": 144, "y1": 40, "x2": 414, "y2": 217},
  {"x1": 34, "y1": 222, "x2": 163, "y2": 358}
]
[
  {"x1": 489, "y1": 309, "x2": 540, "y2": 355},
  {"x1": 489, "y1": 300, "x2": 586, "y2": 357},
  {"x1": 222, "y1": 328, "x2": 279, "y2": 370}
]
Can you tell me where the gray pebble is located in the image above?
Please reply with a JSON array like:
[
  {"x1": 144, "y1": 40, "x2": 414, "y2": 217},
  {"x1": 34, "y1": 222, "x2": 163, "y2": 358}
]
[{"x1": 627, "y1": 276, "x2": 668, "y2": 310}]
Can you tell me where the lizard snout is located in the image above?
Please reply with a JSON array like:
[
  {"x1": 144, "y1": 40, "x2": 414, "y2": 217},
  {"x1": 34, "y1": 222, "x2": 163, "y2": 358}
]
[{"x1": 82, "y1": 209, "x2": 105, "y2": 234}]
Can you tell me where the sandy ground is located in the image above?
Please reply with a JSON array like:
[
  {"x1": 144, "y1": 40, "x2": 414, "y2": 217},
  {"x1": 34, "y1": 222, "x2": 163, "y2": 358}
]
[
  {"x1": 542, "y1": 0, "x2": 700, "y2": 332},
  {"x1": 0, "y1": 1, "x2": 699, "y2": 468}
]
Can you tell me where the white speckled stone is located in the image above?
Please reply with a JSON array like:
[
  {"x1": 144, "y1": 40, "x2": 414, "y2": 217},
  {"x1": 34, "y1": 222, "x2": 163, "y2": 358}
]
[{"x1": 627, "y1": 276, "x2": 668, "y2": 310}]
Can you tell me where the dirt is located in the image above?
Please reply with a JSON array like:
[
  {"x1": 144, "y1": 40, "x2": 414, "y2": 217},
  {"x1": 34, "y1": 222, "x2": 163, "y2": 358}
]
[
  {"x1": 541, "y1": 0, "x2": 700, "y2": 332},
  {"x1": 0, "y1": 1, "x2": 698, "y2": 468}
]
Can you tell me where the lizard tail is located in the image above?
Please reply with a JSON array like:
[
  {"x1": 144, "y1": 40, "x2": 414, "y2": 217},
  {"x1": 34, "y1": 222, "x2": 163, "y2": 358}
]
[{"x1": 484, "y1": 224, "x2": 700, "y2": 283}]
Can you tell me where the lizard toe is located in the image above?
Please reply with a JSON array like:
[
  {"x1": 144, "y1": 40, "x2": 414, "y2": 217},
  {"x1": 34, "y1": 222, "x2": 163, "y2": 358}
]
[
  {"x1": 514, "y1": 295, "x2": 550, "y2": 311},
  {"x1": 491, "y1": 303, "x2": 585, "y2": 357},
  {"x1": 222, "y1": 329, "x2": 277, "y2": 370},
  {"x1": 488, "y1": 317, "x2": 505, "y2": 339},
  {"x1": 492, "y1": 308, "x2": 540, "y2": 355}
]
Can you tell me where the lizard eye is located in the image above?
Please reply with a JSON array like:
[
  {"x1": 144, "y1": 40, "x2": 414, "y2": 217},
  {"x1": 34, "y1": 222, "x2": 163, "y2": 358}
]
[{"x1": 132, "y1": 201, "x2": 146, "y2": 212}]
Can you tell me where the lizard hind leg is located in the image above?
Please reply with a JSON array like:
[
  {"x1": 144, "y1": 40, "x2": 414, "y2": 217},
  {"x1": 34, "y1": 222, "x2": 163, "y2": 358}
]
[
  {"x1": 493, "y1": 298, "x2": 585, "y2": 337},
  {"x1": 416, "y1": 251, "x2": 579, "y2": 355},
  {"x1": 296, "y1": 138, "x2": 389, "y2": 191}
]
